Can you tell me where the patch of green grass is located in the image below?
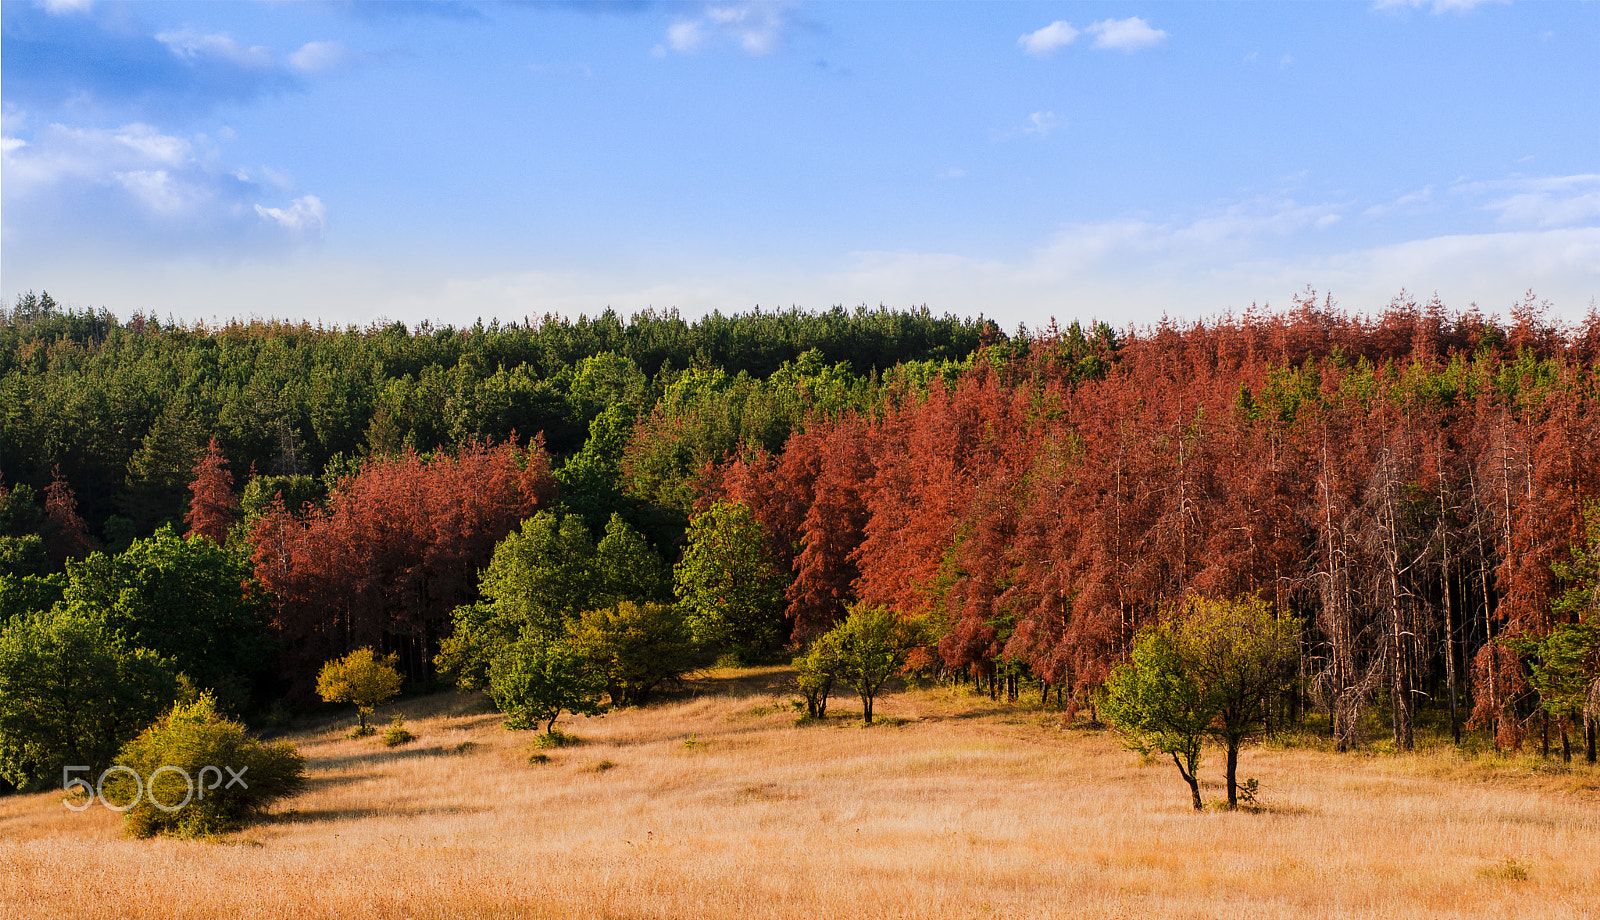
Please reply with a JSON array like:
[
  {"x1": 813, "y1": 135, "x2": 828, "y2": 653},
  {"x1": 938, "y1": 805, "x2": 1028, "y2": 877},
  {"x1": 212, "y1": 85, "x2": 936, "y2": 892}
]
[
  {"x1": 1479, "y1": 856, "x2": 1530, "y2": 882},
  {"x1": 531, "y1": 729, "x2": 580, "y2": 750}
]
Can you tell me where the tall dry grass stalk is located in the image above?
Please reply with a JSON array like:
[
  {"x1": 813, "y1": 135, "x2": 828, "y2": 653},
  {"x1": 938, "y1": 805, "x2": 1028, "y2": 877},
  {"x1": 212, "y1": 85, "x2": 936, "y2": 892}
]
[{"x1": 3, "y1": 667, "x2": 1597, "y2": 920}]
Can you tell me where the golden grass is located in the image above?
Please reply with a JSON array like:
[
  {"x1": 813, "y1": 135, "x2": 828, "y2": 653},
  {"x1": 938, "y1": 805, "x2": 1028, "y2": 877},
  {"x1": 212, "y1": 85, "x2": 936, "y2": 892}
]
[{"x1": 3, "y1": 668, "x2": 1598, "y2": 920}]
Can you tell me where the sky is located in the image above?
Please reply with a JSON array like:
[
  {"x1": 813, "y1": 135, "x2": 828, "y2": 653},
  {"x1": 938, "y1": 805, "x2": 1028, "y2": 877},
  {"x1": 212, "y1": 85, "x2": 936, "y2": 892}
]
[{"x1": 2, "y1": 0, "x2": 1597, "y2": 331}]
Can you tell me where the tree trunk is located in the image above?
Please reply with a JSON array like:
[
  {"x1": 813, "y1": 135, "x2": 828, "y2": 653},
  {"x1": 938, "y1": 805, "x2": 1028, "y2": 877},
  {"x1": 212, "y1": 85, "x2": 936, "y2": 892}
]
[
  {"x1": 1225, "y1": 741, "x2": 1239, "y2": 809},
  {"x1": 862, "y1": 694, "x2": 873, "y2": 725},
  {"x1": 1440, "y1": 478, "x2": 1460, "y2": 745},
  {"x1": 1171, "y1": 752, "x2": 1202, "y2": 812},
  {"x1": 1586, "y1": 715, "x2": 1596, "y2": 765}
]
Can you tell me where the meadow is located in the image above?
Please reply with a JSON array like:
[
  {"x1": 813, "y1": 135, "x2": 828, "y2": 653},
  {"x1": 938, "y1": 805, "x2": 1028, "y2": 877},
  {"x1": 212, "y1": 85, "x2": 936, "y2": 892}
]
[{"x1": 2, "y1": 668, "x2": 1597, "y2": 920}]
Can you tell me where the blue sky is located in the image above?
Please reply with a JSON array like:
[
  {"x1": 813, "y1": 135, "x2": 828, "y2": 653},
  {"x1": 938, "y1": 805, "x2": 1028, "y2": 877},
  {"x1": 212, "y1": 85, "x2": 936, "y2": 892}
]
[{"x1": 3, "y1": 0, "x2": 1597, "y2": 330}]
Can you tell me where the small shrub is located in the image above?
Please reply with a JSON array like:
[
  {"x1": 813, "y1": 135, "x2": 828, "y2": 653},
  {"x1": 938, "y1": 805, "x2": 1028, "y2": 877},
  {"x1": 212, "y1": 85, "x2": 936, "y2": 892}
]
[
  {"x1": 1239, "y1": 777, "x2": 1260, "y2": 807},
  {"x1": 107, "y1": 695, "x2": 306, "y2": 839},
  {"x1": 530, "y1": 728, "x2": 579, "y2": 750},
  {"x1": 1479, "y1": 857, "x2": 1531, "y2": 882},
  {"x1": 682, "y1": 734, "x2": 705, "y2": 750},
  {"x1": 381, "y1": 716, "x2": 414, "y2": 747},
  {"x1": 589, "y1": 759, "x2": 616, "y2": 772},
  {"x1": 347, "y1": 724, "x2": 376, "y2": 740},
  {"x1": 528, "y1": 752, "x2": 551, "y2": 765}
]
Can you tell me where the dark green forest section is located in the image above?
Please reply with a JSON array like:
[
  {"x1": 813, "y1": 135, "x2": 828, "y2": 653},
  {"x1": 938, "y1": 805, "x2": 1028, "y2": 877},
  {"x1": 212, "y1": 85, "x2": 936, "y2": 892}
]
[{"x1": 0, "y1": 290, "x2": 994, "y2": 549}]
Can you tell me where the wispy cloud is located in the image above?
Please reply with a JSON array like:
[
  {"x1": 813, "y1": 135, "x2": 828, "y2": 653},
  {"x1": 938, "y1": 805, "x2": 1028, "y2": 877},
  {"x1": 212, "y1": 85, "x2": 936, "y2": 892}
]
[
  {"x1": 155, "y1": 29, "x2": 275, "y2": 69},
  {"x1": 655, "y1": 2, "x2": 798, "y2": 57},
  {"x1": 1021, "y1": 111, "x2": 1059, "y2": 137},
  {"x1": 1373, "y1": 0, "x2": 1508, "y2": 14},
  {"x1": 1465, "y1": 174, "x2": 1600, "y2": 228},
  {"x1": 2, "y1": 121, "x2": 326, "y2": 249},
  {"x1": 255, "y1": 196, "x2": 327, "y2": 232},
  {"x1": 1019, "y1": 21, "x2": 1079, "y2": 57},
  {"x1": 3, "y1": 5, "x2": 352, "y2": 120},
  {"x1": 287, "y1": 41, "x2": 352, "y2": 76},
  {"x1": 40, "y1": 0, "x2": 94, "y2": 14},
  {"x1": 1087, "y1": 17, "x2": 1168, "y2": 53}
]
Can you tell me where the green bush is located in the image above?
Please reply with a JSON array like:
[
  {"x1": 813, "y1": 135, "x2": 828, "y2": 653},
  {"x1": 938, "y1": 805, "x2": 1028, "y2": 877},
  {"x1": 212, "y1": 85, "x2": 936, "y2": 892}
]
[
  {"x1": 108, "y1": 695, "x2": 306, "y2": 839},
  {"x1": 381, "y1": 716, "x2": 414, "y2": 747},
  {"x1": 572, "y1": 600, "x2": 707, "y2": 707}
]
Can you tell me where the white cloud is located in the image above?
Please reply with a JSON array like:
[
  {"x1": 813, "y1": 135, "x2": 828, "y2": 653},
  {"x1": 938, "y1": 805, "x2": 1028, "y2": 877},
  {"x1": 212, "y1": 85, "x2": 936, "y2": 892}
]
[
  {"x1": 659, "y1": 3, "x2": 795, "y2": 56},
  {"x1": 288, "y1": 41, "x2": 350, "y2": 75},
  {"x1": 1019, "y1": 21, "x2": 1079, "y2": 56},
  {"x1": 666, "y1": 20, "x2": 705, "y2": 53},
  {"x1": 1087, "y1": 17, "x2": 1168, "y2": 53},
  {"x1": 2, "y1": 120, "x2": 324, "y2": 246},
  {"x1": 1464, "y1": 175, "x2": 1600, "y2": 229},
  {"x1": 16, "y1": 216, "x2": 1595, "y2": 337},
  {"x1": 152, "y1": 29, "x2": 355, "y2": 79},
  {"x1": 1364, "y1": 185, "x2": 1435, "y2": 217},
  {"x1": 1373, "y1": 0, "x2": 1508, "y2": 13},
  {"x1": 1021, "y1": 111, "x2": 1059, "y2": 137},
  {"x1": 2, "y1": 123, "x2": 194, "y2": 189},
  {"x1": 254, "y1": 195, "x2": 327, "y2": 233},
  {"x1": 155, "y1": 29, "x2": 275, "y2": 69},
  {"x1": 113, "y1": 170, "x2": 193, "y2": 214},
  {"x1": 40, "y1": 0, "x2": 93, "y2": 13}
]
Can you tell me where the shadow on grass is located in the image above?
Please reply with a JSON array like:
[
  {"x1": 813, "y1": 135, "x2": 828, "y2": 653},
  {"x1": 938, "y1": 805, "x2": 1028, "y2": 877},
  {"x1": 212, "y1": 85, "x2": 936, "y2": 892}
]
[
  {"x1": 261, "y1": 802, "x2": 480, "y2": 825},
  {"x1": 659, "y1": 665, "x2": 799, "y2": 702},
  {"x1": 305, "y1": 743, "x2": 483, "y2": 772}
]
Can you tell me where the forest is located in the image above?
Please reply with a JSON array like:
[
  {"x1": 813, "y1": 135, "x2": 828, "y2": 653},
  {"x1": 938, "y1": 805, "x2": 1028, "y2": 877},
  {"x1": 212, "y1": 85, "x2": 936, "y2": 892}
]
[{"x1": 2, "y1": 288, "x2": 1599, "y2": 802}]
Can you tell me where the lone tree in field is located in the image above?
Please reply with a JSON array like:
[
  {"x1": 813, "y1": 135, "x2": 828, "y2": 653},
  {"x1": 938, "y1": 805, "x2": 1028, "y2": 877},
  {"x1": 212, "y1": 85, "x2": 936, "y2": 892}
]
[
  {"x1": 1178, "y1": 597, "x2": 1299, "y2": 808},
  {"x1": 1102, "y1": 620, "x2": 1216, "y2": 812},
  {"x1": 1103, "y1": 596, "x2": 1299, "y2": 810},
  {"x1": 793, "y1": 633, "x2": 844, "y2": 720},
  {"x1": 808, "y1": 604, "x2": 928, "y2": 725},
  {"x1": 316, "y1": 647, "x2": 403, "y2": 737}
]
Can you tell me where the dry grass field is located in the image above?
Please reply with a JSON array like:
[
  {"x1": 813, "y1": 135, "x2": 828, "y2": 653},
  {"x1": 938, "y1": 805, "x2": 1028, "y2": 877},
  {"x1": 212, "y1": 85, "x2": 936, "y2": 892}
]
[{"x1": 3, "y1": 667, "x2": 1598, "y2": 920}]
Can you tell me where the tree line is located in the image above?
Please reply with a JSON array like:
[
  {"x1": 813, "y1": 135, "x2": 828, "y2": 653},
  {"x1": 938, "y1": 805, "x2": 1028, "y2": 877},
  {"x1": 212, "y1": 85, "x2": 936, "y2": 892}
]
[
  {"x1": 2, "y1": 289, "x2": 1598, "y2": 810},
  {"x1": 713, "y1": 291, "x2": 1600, "y2": 762}
]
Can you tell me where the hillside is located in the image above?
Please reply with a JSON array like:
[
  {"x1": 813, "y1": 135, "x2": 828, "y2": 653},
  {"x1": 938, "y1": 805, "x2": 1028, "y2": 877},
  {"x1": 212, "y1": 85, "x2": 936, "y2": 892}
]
[{"x1": 3, "y1": 670, "x2": 1597, "y2": 920}]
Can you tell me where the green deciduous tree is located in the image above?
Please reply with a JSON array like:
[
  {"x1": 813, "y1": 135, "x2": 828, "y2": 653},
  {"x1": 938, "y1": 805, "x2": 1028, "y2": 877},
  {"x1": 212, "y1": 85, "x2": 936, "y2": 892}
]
[
  {"x1": 793, "y1": 633, "x2": 844, "y2": 720},
  {"x1": 674, "y1": 499, "x2": 788, "y2": 662},
  {"x1": 0, "y1": 610, "x2": 178, "y2": 790},
  {"x1": 1102, "y1": 621, "x2": 1216, "y2": 812},
  {"x1": 59, "y1": 525, "x2": 274, "y2": 715},
  {"x1": 594, "y1": 513, "x2": 670, "y2": 606},
  {"x1": 315, "y1": 647, "x2": 403, "y2": 737},
  {"x1": 806, "y1": 605, "x2": 927, "y2": 724},
  {"x1": 477, "y1": 511, "x2": 600, "y2": 638},
  {"x1": 571, "y1": 601, "x2": 706, "y2": 707},
  {"x1": 488, "y1": 633, "x2": 604, "y2": 734},
  {"x1": 1180, "y1": 597, "x2": 1300, "y2": 808},
  {"x1": 1103, "y1": 596, "x2": 1299, "y2": 810}
]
